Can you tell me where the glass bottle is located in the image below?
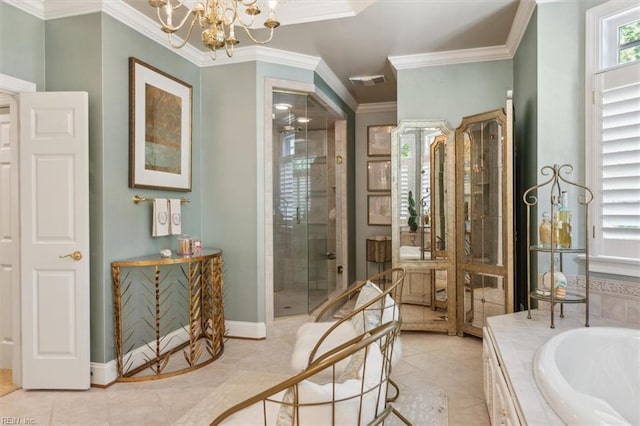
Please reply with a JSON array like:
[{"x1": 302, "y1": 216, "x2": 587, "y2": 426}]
[
  {"x1": 558, "y1": 191, "x2": 572, "y2": 248},
  {"x1": 539, "y1": 212, "x2": 551, "y2": 247}
]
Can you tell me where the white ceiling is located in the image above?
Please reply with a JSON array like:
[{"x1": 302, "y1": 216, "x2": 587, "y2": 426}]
[{"x1": 10, "y1": 0, "x2": 533, "y2": 107}]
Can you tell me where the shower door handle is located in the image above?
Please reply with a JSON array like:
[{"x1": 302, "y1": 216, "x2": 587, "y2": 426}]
[{"x1": 296, "y1": 207, "x2": 300, "y2": 224}]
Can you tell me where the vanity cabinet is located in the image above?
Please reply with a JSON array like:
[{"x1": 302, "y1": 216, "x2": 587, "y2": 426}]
[
  {"x1": 456, "y1": 104, "x2": 514, "y2": 337},
  {"x1": 523, "y1": 164, "x2": 593, "y2": 328},
  {"x1": 483, "y1": 326, "x2": 521, "y2": 426}
]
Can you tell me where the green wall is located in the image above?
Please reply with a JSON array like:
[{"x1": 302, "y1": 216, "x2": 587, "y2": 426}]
[
  {"x1": 397, "y1": 60, "x2": 514, "y2": 127},
  {"x1": 0, "y1": 3, "x2": 45, "y2": 89},
  {"x1": 200, "y1": 62, "x2": 260, "y2": 323},
  {"x1": 513, "y1": 9, "x2": 538, "y2": 310}
]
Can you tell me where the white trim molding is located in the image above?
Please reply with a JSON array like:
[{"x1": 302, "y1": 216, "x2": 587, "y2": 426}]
[
  {"x1": 389, "y1": 45, "x2": 513, "y2": 71},
  {"x1": 89, "y1": 319, "x2": 266, "y2": 386},
  {"x1": 225, "y1": 320, "x2": 267, "y2": 339},
  {"x1": 0, "y1": 74, "x2": 37, "y2": 94},
  {"x1": 356, "y1": 102, "x2": 397, "y2": 114},
  {"x1": 389, "y1": 0, "x2": 537, "y2": 71},
  {"x1": 90, "y1": 360, "x2": 118, "y2": 387}
]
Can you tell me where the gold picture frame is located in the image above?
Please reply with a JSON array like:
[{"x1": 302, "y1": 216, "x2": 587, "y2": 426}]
[
  {"x1": 367, "y1": 124, "x2": 394, "y2": 157},
  {"x1": 368, "y1": 194, "x2": 392, "y2": 226},
  {"x1": 129, "y1": 57, "x2": 193, "y2": 191},
  {"x1": 367, "y1": 160, "x2": 391, "y2": 192}
]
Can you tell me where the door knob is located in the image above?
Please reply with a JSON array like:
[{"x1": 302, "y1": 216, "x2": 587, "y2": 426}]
[{"x1": 59, "y1": 251, "x2": 82, "y2": 261}]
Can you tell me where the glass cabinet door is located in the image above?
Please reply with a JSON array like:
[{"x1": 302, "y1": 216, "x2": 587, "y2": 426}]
[
  {"x1": 391, "y1": 120, "x2": 456, "y2": 334},
  {"x1": 455, "y1": 107, "x2": 514, "y2": 337}
]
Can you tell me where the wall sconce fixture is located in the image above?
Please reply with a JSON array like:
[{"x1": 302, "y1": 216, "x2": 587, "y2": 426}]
[{"x1": 148, "y1": 0, "x2": 280, "y2": 59}]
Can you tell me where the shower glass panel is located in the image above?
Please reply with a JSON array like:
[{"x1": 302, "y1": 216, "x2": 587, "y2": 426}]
[{"x1": 273, "y1": 91, "x2": 331, "y2": 317}]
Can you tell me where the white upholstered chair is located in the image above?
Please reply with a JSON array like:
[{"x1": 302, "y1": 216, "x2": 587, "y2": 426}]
[
  {"x1": 290, "y1": 268, "x2": 405, "y2": 400},
  {"x1": 211, "y1": 321, "x2": 410, "y2": 425}
]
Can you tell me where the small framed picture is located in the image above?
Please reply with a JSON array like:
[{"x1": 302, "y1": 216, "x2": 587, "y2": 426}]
[
  {"x1": 368, "y1": 194, "x2": 392, "y2": 226},
  {"x1": 367, "y1": 124, "x2": 394, "y2": 157},
  {"x1": 367, "y1": 160, "x2": 391, "y2": 192}
]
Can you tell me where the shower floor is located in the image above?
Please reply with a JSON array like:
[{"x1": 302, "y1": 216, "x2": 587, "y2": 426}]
[{"x1": 274, "y1": 287, "x2": 327, "y2": 317}]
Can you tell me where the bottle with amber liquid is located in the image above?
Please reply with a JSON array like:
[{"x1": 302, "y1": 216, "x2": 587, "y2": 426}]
[
  {"x1": 539, "y1": 212, "x2": 551, "y2": 247},
  {"x1": 558, "y1": 191, "x2": 572, "y2": 248}
]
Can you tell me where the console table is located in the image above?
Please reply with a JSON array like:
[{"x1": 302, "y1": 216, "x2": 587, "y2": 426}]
[{"x1": 111, "y1": 248, "x2": 224, "y2": 381}]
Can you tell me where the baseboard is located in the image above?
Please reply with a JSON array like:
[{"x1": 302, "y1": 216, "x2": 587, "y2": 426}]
[
  {"x1": 226, "y1": 320, "x2": 266, "y2": 339},
  {"x1": 90, "y1": 320, "x2": 266, "y2": 385},
  {"x1": 90, "y1": 360, "x2": 118, "y2": 386}
]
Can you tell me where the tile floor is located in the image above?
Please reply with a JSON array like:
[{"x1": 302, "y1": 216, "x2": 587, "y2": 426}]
[{"x1": 0, "y1": 315, "x2": 489, "y2": 425}]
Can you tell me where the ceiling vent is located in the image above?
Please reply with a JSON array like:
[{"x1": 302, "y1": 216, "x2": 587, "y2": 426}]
[{"x1": 349, "y1": 75, "x2": 386, "y2": 86}]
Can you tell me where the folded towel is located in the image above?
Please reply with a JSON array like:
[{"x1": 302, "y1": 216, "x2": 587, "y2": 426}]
[
  {"x1": 169, "y1": 198, "x2": 182, "y2": 235},
  {"x1": 152, "y1": 198, "x2": 169, "y2": 237}
]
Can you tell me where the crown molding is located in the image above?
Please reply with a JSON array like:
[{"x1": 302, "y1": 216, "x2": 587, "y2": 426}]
[
  {"x1": 356, "y1": 102, "x2": 397, "y2": 114},
  {"x1": 389, "y1": 45, "x2": 512, "y2": 71},
  {"x1": 315, "y1": 60, "x2": 358, "y2": 112},
  {"x1": 203, "y1": 45, "x2": 320, "y2": 70},
  {"x1": 3, "y1": 0, "x2": 44, "y2": 19},
  {"x1": 505, "y1": 0, "x2": 537, "y2": 57},
  {"x1": 389, "y1": 0, "x2": 536, "y2": 71},
  {"x1": 103, "y1": 1, "x2": 207, "y2": 66}
]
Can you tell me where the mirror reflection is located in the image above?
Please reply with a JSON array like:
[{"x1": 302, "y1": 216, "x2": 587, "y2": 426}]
[
  {"x1": 396, "y1": 125, "x2": 449, "y2": 262},
  {"x1": 457, "y1": 109, "x2": 508, "y2": 335}
]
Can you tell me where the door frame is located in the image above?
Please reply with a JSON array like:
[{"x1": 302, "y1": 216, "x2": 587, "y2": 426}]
[
  {"x1": 263, "y1": 78, "x2": 348, "y2": 327},
  {"x1": 0, "y1": 73, "x2": 37, "y2": 387}
]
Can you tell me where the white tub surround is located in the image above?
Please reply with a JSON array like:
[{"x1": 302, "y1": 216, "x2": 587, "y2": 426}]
[
  {"x1": 534, "y1": 327, "x2": 639, "y2": 425},
  {"x1": 484, "y1": 310, "x2": 639, "y2": 426}
]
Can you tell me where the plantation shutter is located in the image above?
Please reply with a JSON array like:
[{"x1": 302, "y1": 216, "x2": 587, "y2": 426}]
[{"x1": 594, "y1": 62, "x2": 640, "y2": 258}]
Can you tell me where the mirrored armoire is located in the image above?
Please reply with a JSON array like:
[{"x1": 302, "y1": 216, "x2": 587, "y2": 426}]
[
  {"x1": 391, "y1": 120, "x2": 457, "y2": 335},
  {"x1": 455, "y1": 105, "x2": 514, "y2": 337},
  {"x1": 391, "y1": 100, "x2": 514, "y2": 337}
]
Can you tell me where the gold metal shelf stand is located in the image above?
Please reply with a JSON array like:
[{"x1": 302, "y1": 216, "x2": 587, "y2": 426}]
[{"x1": 111, "y1": 248, "x2": 224, "y2": 381}]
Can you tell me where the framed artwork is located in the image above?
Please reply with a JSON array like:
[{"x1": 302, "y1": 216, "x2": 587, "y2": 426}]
[
  {"x1": 367, "y1": 160, "x2": 391, "y2": 192},
  {"x1": 367, "y1": 124, "x2": 394, "y2": 156},
  {"x1": 368, "y1": 194, "x2": 392, "y2": 226},
  {"x1": 129, "y1": 57, "x2": 193, "y2": 191}
]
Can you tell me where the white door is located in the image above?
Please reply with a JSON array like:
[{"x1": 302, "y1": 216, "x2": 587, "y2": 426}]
[
  {"x1": 0, "y1": 101, "x2": 18, "y2": 371},
  {"x1": 19, "y1": 92, "x2": 90, "y2": 389}
]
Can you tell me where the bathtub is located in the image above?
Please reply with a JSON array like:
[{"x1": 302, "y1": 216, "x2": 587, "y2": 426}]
[{"x1": 534, "y1": 327, "x2": 640, "y2": 425}]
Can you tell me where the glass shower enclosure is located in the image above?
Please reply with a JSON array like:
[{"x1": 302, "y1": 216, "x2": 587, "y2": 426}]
[{"x1": 272, "y1": 91, "x2": 335, "y2": 317}]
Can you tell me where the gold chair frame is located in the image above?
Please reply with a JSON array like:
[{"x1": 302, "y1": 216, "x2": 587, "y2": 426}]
[
  {"x1": 310, "y1": 267, "x2": 405, "y2": 401},
  {"x1": 211, "y1": 321, "x2": 411, "y2": 425}
]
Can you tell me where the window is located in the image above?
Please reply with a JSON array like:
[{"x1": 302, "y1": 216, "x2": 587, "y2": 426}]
[
  {"x1": 586, "y1": 2, "x2": 640, "y2": 277},
  {"x1": 618, "y1": 20, "x2": 640, "y2": 64}
]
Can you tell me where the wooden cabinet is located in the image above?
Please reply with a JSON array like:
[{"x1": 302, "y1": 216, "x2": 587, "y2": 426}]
[
  {"x1": 483, "y1": 327, "x2": 521, "y2": 426},
  {"x1": 111, "y1": 249, "x2": 225, "y2": 381}
]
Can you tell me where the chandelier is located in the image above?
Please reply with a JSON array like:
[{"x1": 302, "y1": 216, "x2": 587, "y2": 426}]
[{"x1": 148, "y1": 0, "x2": 280, "y2": 59}]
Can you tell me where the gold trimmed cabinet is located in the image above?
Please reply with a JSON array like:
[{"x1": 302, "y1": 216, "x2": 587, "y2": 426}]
[
  {"x1": 455, "y1": 103, "x2": 514, "y2": 337},
  {"x1": 391, "y1": 120, "x2": 457, "y2": 334},
  {"x1": 111, "y1": 248, "x2": 225, "y2": 381}
]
